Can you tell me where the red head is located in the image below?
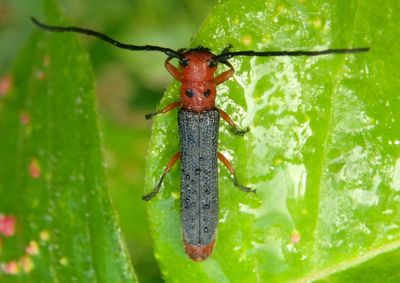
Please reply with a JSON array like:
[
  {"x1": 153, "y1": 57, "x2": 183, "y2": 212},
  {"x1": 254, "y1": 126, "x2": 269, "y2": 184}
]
[{"x1": 178, "y1": 48, "x2": 218, "y2": 112}]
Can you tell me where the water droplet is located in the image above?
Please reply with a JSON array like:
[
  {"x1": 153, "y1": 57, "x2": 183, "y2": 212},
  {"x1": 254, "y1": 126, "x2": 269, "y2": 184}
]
[
  {"x1": 312, "y1": 17, "x2": 322, "y2": 29},
  {"x1": 60, "y1": 257, "x2": 68, "y2": 266},
  {"x1": 348, "y1": 189, "x2": 379, "y2": 206},
  {"x1": 39, "y1": 230, "x2": 50, "y2": 241},
  {"x1": 241, "y1": 35, "x2": 252, "y2": 46}
]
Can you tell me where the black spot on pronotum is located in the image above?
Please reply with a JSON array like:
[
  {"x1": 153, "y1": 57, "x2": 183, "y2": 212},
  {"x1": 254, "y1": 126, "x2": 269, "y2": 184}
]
[
  {"x1": 203, "y1": 89, "x2": 211, "y2": 97},
  {"x1": 186, "y1": 89, "x2": 195, "y2": 98}
]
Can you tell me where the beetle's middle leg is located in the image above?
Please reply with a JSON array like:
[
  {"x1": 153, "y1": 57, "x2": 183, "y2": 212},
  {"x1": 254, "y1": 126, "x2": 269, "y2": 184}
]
[
  {"x1": 143, "y1": 152, "x2": 181, "y2": 201},
  {"x1": 217, "y1": 108, "x2": 249, "y2": 136},
  {"x1": 217, "y1": 152, "x2": 255, "y2": 193}
]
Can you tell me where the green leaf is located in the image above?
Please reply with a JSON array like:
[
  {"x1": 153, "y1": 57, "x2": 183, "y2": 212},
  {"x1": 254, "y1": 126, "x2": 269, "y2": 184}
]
[
  {"x1": 144, "y1": 0, "x2": 400, "y2": 282},
  {"x1": 0, "y1": 1, "x2": 136, "y2": 282}
]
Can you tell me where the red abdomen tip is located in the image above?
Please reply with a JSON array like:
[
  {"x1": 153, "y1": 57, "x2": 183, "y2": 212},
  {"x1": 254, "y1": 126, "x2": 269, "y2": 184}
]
[{"x1": 184, "y1": 239, "x2": 215, "y2": 261}]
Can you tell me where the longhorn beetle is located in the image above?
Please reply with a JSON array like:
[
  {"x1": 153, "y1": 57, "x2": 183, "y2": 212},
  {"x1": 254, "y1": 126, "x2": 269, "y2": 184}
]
[{"x1": 31, "y1": 17, "x2": 369, "y2": 261}]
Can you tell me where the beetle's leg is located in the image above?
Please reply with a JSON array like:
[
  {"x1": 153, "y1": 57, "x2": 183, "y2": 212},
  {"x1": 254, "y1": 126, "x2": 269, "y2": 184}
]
[
  {"x1": 165, "y1": 57, "x2": 181, "y2": 81},
  {"x1": 217, "y1": 152, "x2": 255, "y2": 193},
  {"x1": 214, "y1": 60, "x2": 234, "y2": 85},
  {"x1": 215, "y1": 61, "x2": 248, "y2": 135},
  {"x1": 143, "y1": 152, "x2": 181, "y2": 201},
  {"x1": 145, "y1": 101, "x2": 182, "y2": 120},
  {"x1": 144, "y1": 57, "x2": 182, "y2": 119},
  {"x1": 217, "y1": 108, "x2": 249, "y2": 136}
]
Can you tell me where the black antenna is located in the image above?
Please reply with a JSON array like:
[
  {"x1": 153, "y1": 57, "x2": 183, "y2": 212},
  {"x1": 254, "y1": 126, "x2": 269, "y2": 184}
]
[
  {"x1": 31, "y1": 17, "x2": 181, "y2": 58},
  {"x1": 215, "y1": 47, "x2": 370, "y2": 61}
]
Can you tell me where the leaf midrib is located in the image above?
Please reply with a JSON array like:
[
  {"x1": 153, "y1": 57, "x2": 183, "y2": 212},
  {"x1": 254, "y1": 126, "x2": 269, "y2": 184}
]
[{"x1": 292, "y1": 240, "x2": 400, "y2": 283}]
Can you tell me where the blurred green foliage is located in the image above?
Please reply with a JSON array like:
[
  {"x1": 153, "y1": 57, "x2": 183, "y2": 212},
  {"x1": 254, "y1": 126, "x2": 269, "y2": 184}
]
[{"x1": 0, "y1": 0, "x2": 137, "y2": 281}]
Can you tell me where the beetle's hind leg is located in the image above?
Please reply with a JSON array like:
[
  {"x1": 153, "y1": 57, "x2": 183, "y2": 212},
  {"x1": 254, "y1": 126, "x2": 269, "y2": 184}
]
[
  {"x1": 143, "y1": 152, "x2": 181, "y2": 201},
  {"x1": 217, "y1": 152, "x2": 255, "y2": 193}
]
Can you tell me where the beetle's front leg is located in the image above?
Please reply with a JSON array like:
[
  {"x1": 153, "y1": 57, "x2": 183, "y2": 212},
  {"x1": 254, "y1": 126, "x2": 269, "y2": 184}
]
[
  {"x1": 165, "y1": 57, "x2": 181, "y2": 81},
  {"x1": 145, "y1": 101, "x2": 182, "y2": 120},
  {"x1": 144, "y1": 57, "x2": 183, "y2": 119},
  {"x1": 216, "y1": 108, "x2": 249, "y2": 136},
  {"x1": 214, "y1": 60, "x2": 234, "y2": 85}
]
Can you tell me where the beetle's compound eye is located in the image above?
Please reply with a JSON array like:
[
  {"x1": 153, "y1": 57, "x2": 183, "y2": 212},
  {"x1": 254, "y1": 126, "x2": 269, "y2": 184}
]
[
  {"x1": 180, "y1": 58, "x2": 189, "y2": 67},
  {"x1": 207, "y1": 59, "x2": 218, "y2": 68},
  {"x1": 203, "y1": 89, "x2": 211, "y2": 97},
  {"x1": 185, "y1": 89, "x2": 195, "y2": 98}
]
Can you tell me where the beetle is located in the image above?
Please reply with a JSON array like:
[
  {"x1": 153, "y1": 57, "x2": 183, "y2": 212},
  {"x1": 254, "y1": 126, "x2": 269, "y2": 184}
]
[{"x1": 31, "y1": 17, "x2": 369, "y2": 261}]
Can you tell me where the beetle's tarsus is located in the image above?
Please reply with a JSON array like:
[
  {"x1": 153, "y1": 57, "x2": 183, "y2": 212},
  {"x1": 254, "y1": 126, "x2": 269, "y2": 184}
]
[
  {"x1": 145, "y1": 113, "x2": 154, "y2": 120},
  {"x1": 142, "y1": 186, "x2": 160, "y2": 201},
  {"x1": 231, "y1": 127, "x2": 249, "y2": 136},
  {"x1": 142, "y1": 191, "x2": 156, "y2": 201},
  {"x1": 143, "y1": 177, "x2": 164, "y2": 201},
  {"x1": 233, "y1": 176, "x2": 255, "y2": 193}
]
